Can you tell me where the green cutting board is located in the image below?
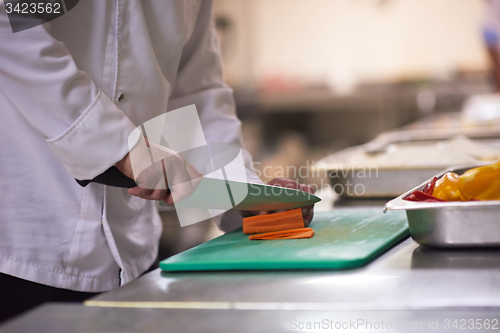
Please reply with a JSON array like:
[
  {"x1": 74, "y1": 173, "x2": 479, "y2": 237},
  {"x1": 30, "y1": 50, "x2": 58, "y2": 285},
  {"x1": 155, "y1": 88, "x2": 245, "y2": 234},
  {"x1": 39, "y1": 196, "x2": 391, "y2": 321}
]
[{"x1": 160, "y1": 209, "x2": 409, "y2": 272}]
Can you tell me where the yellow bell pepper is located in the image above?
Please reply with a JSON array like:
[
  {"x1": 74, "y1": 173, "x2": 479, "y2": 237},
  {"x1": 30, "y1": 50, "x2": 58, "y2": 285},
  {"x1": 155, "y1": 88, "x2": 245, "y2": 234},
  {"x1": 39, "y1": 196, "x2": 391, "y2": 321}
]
[
  {"x1": 432, "y1": 172, "x2": 465, "y2": 201},
  {"x1": 459, "y1": 161, "x2": 500, "y2": 201}
]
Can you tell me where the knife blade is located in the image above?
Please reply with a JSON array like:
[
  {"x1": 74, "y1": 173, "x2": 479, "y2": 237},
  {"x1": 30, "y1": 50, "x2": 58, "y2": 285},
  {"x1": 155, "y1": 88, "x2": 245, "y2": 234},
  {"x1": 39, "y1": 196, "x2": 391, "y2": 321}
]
[{"x1": 160, "y1": 177, "x2": 321, "y2": 211}]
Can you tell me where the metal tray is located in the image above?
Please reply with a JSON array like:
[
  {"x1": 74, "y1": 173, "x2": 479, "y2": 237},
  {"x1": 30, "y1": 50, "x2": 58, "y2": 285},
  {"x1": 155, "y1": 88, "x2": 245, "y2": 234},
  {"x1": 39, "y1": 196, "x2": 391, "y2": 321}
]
[
  {"x1": 329, "y1": 167, "x2": 445, "y2": 198},
  {"x1": 385, "y1": 165, "x2": 500, "y2": 247},
  {"x1": 316, "y1": 143, "x2": 478, "y2": 198}
]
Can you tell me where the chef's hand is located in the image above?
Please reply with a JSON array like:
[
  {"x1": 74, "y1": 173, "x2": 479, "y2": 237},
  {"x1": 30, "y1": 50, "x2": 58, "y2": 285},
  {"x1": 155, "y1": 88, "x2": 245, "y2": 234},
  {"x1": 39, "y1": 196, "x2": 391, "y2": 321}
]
[
  {"x1": 116, "y1": 134, "x2": 202, "y2": 206},
  {"x1": 116, "y1": 152, "x2": 174, "y2": 205},
  {"x1": 241, "y1": 177, "x2": 316, "y2": 226}
]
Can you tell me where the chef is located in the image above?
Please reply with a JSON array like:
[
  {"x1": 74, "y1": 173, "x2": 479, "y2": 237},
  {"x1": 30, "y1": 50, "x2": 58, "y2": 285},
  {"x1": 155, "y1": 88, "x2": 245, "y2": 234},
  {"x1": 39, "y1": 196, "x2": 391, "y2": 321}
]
[{"x1": 0, "y1": 0, "x2": 314, "y2": 322}]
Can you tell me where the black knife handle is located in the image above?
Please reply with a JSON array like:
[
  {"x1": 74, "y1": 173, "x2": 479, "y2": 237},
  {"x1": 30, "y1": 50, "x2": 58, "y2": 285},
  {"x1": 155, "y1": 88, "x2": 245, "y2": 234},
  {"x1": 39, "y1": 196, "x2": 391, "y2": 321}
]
[{"x1": 75, "y1": 166, "x2": 137, "y2": 188}]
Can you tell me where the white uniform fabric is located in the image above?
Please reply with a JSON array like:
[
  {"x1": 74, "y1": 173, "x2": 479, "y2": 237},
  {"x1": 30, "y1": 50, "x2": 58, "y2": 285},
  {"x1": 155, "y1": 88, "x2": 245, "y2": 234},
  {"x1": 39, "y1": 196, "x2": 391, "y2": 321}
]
[{"x1": 0, "y1": 0, "x2": 257, "y2": 292}]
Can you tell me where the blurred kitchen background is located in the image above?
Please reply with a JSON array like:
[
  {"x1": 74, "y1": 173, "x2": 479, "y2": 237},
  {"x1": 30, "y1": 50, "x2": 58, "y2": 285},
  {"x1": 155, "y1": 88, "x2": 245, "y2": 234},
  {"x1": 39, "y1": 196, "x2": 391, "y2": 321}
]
[{"x1": 158, "y1": 0, "x2": 500, "y2": 259}]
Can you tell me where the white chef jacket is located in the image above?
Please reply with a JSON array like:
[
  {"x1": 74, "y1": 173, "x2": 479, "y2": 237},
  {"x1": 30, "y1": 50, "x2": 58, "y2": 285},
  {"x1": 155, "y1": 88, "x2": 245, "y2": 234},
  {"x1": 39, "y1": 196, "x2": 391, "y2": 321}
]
[{"x1": 0, "y1": 0, "x2": 256, "y2": 292}]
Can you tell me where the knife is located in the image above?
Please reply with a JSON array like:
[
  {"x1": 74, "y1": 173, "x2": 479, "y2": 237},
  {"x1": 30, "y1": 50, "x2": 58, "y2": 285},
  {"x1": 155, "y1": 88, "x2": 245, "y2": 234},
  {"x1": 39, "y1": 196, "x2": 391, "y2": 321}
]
[{"x1": 160, "y1": 177, "x2": 321, "y2": 211}]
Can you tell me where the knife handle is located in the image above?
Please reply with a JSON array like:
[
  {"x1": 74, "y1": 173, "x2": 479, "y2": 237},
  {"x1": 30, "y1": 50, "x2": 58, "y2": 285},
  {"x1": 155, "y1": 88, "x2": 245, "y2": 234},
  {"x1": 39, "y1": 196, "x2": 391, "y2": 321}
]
[{"x1": 75, "y1": 166, "x2": 137, "y2": 188}]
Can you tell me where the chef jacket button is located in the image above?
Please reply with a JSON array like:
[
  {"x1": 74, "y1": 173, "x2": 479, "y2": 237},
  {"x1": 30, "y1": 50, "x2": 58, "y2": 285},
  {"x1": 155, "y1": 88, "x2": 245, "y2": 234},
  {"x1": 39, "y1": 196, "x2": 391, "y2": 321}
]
[{"x1": 118, "y1": 94, "x2": 125, "y2": 102}]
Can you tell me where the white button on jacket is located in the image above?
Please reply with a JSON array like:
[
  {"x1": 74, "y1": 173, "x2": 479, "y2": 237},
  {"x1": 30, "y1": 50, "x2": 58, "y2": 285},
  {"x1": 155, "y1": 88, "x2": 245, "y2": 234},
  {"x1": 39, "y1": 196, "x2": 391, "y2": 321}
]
[{"x1": 0, "y1": 0, "x2": 258, "y2": 292}]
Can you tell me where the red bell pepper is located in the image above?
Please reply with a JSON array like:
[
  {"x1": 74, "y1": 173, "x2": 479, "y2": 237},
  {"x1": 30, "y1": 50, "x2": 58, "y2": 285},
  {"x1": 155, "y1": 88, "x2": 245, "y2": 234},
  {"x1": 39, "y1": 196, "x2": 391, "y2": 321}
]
[
  {"x1": 421, "y1": 177, "x2": 438, "y2": 195},
  {"x1": 404, "y1": 190, "x2": 446, "y2": 203}
]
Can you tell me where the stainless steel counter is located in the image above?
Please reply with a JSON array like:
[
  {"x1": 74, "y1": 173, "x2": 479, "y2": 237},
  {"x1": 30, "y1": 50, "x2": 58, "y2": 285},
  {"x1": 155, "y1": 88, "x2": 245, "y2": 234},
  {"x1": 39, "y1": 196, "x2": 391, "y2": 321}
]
[
  {"x1": 3, "y1": 238, "x2": 500, "y2": 332},
  {"x1": 2, "y1": 199, "x2": 500, "y2": 332},
  {"x1": 87, "y1": 235, "x2": 500, "y2": 310},
  {"x1": 89, "y1": 196, "x2": 500, "y2": 310},
  {"x1": 2, "y1": 304, "x2": 500, "y2": 333}
]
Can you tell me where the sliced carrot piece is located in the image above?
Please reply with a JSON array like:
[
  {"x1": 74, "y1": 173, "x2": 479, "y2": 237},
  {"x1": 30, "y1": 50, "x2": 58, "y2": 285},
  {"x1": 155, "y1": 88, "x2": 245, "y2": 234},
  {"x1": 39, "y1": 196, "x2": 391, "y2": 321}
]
[
  {"x1": 249, "y1": 228, "x2": 314, "y2": 240},
  {"x1": 242, "y1": 209, "x2": 304, "y2": 235}
]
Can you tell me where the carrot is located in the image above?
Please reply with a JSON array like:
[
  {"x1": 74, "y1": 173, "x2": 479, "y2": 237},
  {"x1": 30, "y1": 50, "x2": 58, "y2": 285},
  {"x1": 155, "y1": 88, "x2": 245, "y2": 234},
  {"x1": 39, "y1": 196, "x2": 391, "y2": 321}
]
[
  {"x1": 242, "y1": 208, "x2": 304, "y2": 235},
  {"x1": 249, "y1": 228, "x2": 314, "y2": 240}
]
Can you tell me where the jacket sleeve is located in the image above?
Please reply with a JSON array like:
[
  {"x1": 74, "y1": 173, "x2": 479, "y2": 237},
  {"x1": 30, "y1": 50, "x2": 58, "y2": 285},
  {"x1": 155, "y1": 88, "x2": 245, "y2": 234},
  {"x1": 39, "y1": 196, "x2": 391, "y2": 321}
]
[
  {"x1": 168, "y1": 0, "x2": 262, "y2": 186},
  {"x1": 0, "y1": 5, "x2": 136, "y2": 181},
  {"x1": 167, "y1": 0, "x2": 262, "y2": 231}
]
